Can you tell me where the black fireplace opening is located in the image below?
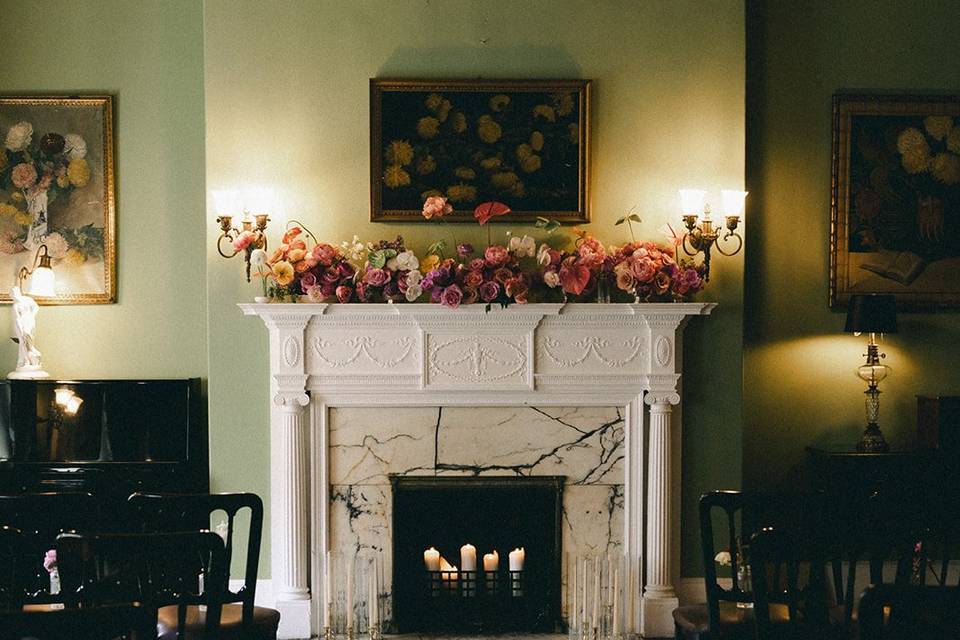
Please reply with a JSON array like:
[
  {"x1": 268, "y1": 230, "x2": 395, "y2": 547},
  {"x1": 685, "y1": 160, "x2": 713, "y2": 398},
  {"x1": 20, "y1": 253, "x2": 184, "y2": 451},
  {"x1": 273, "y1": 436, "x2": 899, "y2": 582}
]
[{"x1": 391, "y1": 475, "x2": 564, "y2": 634}]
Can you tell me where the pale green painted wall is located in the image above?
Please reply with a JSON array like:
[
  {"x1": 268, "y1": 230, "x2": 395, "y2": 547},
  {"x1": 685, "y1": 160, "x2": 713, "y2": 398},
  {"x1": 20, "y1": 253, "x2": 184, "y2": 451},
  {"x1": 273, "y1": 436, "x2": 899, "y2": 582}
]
[
  {"x1": 204, "y1": 0, "x2": 745, "y2": 578},
  {"x1": 744, "y1": 2, "x2": 960, "y2": 490},
  {"x1": 0, "y1": 0, "x2": 207, "y2": 379}
]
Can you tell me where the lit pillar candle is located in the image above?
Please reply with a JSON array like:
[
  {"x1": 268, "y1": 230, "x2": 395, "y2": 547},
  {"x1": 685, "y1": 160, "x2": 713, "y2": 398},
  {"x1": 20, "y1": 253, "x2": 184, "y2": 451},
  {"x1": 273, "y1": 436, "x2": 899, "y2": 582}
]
[
  {"x1": 509, "y1": 547, "x2": 525, "y2": 571},
  {"x1": 482, "y1": 550, "x2": 499, "y2": 572},
  {"x1": 423, "y1": 547, "x2": 440, "y2": 572},
  {"x1": 461, "y1": 544, "x2": 477, "y2": 571}
]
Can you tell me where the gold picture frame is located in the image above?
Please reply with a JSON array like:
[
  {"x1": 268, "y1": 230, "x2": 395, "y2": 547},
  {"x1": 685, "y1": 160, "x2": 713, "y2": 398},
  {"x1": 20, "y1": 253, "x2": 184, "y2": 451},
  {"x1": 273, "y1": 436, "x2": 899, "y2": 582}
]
[
  {"x1": 0, "y1": 95, "x2": 116, "y2": 304},
  {"x1": 370, "y1": 78, "x2": 591, "y2": 223},
  {"x1": 830, "y1": 93, "x2": 960, "y2": 310}
]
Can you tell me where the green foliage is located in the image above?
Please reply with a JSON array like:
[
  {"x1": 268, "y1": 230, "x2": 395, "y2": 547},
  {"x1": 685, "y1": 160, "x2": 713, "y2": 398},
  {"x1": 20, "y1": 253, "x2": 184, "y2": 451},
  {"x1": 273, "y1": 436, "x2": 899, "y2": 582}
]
[
  {"x1": 367, "y1": 248, "x2": 397, "y2": 269},
  {"x1": 535, "y1": 216, "x2": 561, "y2": 233},
  {"x1": 614, "y1": 213, "x2": 642, "y2": 226}
]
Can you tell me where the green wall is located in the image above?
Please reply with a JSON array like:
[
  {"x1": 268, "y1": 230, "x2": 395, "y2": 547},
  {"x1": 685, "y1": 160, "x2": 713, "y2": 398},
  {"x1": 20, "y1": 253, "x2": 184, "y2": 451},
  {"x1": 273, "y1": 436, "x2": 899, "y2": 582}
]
[
  {"x1": 744, "y1": 2, "x2": 960, "y2": 490},
  {"x1": 204, "y1": 0, "x2": 745, "y2": 578},
  {"x1": 0, "y1": 0, "x2": 207, "y2": 378}
]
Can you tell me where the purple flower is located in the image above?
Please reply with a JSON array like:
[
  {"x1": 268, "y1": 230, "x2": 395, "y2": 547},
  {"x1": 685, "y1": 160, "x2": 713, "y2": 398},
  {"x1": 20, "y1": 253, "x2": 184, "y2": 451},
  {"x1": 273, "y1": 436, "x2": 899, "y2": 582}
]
[
  {"x1": 440, "y1": 284, "x2": 464, "y2": 308},
  {"x1": 383, "y1": 282, "x2": 401, "y2": 300},
  {"x1": 431, "y1": 286, "x2": 444, "y2": 303},
  {"x1": 479, "y1": 281, "x2": 500, "y2": 302},
  {"x1": 457, "y1": 243, "x2": 474, "y2": 258}
]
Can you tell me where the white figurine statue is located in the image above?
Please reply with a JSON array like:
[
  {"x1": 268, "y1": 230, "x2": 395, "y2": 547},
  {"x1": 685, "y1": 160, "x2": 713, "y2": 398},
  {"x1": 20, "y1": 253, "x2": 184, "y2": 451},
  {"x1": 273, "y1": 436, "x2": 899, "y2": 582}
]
[{"x1": 8, "y1": 285, "x2": 48, "y2": 379}]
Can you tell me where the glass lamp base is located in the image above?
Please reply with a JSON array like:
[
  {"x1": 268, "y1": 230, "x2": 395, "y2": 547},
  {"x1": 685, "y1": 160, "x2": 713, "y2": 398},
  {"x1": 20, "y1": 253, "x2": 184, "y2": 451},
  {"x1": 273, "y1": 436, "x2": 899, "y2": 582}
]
[{"x1": 856, "y1": 424, "x2": 889, "y2": 453}]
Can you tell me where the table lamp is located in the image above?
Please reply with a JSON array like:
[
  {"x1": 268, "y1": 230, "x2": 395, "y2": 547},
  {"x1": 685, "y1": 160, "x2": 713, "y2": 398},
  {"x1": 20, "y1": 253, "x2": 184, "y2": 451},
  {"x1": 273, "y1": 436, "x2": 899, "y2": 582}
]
[
  {"x1": 844, "y1": 294, "x2": 898, "y2": 452},
  {"x1": 8, "y1": 244, "x2": 56, "y2": 379}
]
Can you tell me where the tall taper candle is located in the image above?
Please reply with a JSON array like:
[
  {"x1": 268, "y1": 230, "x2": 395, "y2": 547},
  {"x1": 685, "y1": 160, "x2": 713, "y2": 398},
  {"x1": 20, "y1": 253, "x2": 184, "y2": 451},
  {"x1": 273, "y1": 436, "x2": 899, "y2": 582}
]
[
  {"x1": 582, "y1": 557, "x2": 588, "y2": 630},
  {"x1": 592, "y1": 558, "x2": 600, "y2": 631},
  {"x1": 324, "y1": 551, "x2": 333, "y2": 629},
  {"x1": 572, "y1": 555, "x2": 579, "y2": 631},
  {"x1": 612, "y1": 567, "x2": 620, "y2": 636},
  {"x1": 347, "y1": 556, "x2": 354, "y2": 631}
]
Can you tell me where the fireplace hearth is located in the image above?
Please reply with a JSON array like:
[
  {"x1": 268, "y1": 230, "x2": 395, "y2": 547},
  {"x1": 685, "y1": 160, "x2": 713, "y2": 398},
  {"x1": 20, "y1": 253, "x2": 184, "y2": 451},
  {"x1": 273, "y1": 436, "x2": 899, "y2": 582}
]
[{"x1": 391, "y1": 476, "x2": 564, "y2": 634}]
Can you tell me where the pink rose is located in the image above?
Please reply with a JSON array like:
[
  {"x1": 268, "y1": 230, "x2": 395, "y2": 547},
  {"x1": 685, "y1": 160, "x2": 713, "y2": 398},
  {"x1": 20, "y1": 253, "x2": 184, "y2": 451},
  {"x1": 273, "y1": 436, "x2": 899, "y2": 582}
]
[
  {"x1": 321, "y1": 282, "x2": 337, "y2": 297},
  {"x1": 462, "y1": 286, "x2": 480, "y2": 305},
  {"x1": 232, "y1": 230, "x2": 256, "y2": 252},
  {"x1": 654, "y1": 271, "x2": 671, "y2": 295},
  {"x1": 464, "y1": 270, "x2": 484, "y2": 288},
  {"x1": 299, "y1": 272, "x2": 317, "y2": 289},
  {"x1": 630, "y1": 257, "x2": 656, "y2": 283},
  {"x1": 479, "y1": 281, "x2": 500, "y2": 302},
  {"x1": 312, "y1": 243, "x2": 338, "y2": 266},
  {"x1": 422, "y1": 195, "x2": 453, "y2": 219},
  {"x1": 440, "y1": 284, "x2": 464, "y2": 308},
  {"x1": 11, "y1": 163, "x2": 38, "y2": 189},
  {"x1": 506, "y1": 278, "x2": 529, "y2": 304},
  {"x1": 469, "y1": 258, "x2": 486, "y2": 271},
  {"x1": 336, "y1": 285, "x2": 353, "y2": 303},
  {"x1": 493, "y1": 267, "x2": 513, "y2": 284},
  {"x1": 484, "y1": 245, "x2": 510, "y2": 267},
  {"x1": 615, "y1": 268, "x2": 636, "y2": 292},
  {"x1": 364, "y1": 268, "x2": 390, "y2": 286}
]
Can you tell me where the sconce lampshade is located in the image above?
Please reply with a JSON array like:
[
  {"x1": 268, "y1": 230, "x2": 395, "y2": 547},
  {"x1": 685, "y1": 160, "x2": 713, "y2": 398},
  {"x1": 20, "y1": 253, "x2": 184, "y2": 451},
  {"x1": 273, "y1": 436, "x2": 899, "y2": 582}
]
[
  {"x1": 844, "y1": 294, "x2": 898, "y2": 334},
  {"x1": 28, "y1": 262, "x2": 56, "y2": 297}
]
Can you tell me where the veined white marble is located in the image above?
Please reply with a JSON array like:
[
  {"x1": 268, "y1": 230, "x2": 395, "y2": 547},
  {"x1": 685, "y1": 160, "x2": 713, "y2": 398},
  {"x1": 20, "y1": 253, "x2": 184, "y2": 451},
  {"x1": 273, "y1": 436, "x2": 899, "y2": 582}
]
[{"x1": 240, "y1": 302, "x2": 715, "y2": 639}]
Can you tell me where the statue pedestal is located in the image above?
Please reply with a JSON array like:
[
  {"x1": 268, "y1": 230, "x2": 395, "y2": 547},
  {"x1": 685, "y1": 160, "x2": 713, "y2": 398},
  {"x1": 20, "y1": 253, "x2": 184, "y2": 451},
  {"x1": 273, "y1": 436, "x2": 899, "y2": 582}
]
[{"x1": 8, "y1": 365, "x2": 50, "y2": 379}]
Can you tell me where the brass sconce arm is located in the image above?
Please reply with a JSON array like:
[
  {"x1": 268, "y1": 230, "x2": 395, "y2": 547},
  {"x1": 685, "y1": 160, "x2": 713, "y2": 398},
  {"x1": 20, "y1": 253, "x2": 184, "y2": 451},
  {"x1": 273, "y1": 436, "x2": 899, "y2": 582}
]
[
  {"x1": 216, "y1": 214, "x2": 270, "y2": 281},
  {"x1": 18, "y1": 244, "x2": 53, "y2": 291}
]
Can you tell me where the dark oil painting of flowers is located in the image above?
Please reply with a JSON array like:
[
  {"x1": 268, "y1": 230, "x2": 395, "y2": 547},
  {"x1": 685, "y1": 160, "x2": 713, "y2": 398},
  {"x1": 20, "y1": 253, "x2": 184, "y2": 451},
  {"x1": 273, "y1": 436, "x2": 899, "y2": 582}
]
[
  {"x1": 831, "y1": 94, "x2": 960, "y2": 309},
  {"x1": 370, "y1": 79, "x2": 590, "y2": 223}
]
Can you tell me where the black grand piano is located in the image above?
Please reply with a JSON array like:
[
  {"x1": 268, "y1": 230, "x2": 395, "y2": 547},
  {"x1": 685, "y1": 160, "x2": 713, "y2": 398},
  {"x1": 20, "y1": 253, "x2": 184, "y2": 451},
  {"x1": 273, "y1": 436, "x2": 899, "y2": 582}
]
[{"x1": 0, "y1": 378, "x2": 207, "y2": 524}]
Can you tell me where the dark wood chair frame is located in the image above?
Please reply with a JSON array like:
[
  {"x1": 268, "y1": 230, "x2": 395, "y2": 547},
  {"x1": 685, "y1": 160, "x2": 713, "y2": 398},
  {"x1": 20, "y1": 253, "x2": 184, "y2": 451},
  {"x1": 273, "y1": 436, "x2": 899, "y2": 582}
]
[{"x1": 858, "y1": 583, "x2": 960, "y2": 639}]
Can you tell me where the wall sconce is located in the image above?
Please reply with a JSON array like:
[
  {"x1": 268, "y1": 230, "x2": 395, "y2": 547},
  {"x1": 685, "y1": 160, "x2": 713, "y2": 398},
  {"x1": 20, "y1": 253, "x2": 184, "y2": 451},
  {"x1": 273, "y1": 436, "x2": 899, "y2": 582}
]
[
  {"x1": 212, "y1": 188, "x2": 271, "y2": 282},
  {"x1": 844, "y1": 294, "x2": 898, "y2": 452},
  {"x1": 8, "y1": 243, "x2": 56, "y2": 380},
  {"x1": 678, "y1": 189, "x2": 747, "y2": 280}
]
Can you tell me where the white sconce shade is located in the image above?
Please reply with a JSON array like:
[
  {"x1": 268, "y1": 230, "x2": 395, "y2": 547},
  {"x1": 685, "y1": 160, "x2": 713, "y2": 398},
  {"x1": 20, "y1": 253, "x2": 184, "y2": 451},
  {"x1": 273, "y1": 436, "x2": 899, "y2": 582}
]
[
  {"x1": 54, "y1": 388, "x2": 74, "y2": 407},
  {"x1": 28, "y1": 264, "x2": 56, "y2": 297},
  {"x1": 721, "y1": 190, "x2": 748, "y2": 217},
  {"x1": 679, "y1": 189, "x2": 707, "y2": 217},
  {"x1": 211, "y1": 189, "x2": 241, "y2": 218},
  {"x1": 64, "y1": 395, "x2": 83, "y2": 415},
  {"x1": 242, "y1": 186, "x2": 274, "y2": 216}
]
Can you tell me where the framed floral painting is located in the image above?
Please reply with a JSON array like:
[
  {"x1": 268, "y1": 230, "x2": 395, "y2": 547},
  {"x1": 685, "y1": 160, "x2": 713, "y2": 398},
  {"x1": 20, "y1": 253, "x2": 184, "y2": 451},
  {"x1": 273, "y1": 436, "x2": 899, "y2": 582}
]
[
  {"x1": 830, "y1": 94, "x2": 960, "y2": 309},
  {"x1": 370, "y1": 78, "x2": 591, "y2": 223},
  {"x1": 0, "y1": 96, "x2": 115, "y2": 304}
]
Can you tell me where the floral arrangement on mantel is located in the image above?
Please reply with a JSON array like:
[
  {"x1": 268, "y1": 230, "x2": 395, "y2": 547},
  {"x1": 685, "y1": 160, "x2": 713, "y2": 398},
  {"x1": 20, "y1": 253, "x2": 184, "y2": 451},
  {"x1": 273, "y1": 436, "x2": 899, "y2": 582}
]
[{"x1": 245, "y1": 198, "x2": 705, "y2": 308}]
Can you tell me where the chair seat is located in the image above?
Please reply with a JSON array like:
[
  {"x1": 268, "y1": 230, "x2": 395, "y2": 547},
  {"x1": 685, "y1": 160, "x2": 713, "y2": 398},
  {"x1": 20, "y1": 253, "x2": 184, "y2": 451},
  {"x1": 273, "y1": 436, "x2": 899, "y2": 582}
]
[
  {"x1": 673, "y1": 601, "x2": 792, "y2": 639},
  {"x1": 157, "y1": 603, "x2": 281, "y2": 640}
]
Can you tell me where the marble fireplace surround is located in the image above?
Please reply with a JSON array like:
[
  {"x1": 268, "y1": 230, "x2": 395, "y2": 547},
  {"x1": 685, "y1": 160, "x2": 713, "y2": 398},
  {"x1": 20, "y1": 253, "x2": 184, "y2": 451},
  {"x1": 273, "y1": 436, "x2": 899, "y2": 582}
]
[{"x1": 241, "y1": 302, "x2": 716, "y2": 639}]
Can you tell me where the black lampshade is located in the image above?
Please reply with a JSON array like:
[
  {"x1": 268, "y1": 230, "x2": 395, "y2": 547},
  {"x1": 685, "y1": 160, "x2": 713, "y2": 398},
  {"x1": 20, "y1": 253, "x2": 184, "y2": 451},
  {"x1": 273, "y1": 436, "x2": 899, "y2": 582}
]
[{"x1": 845, "y1": 294, "x2": 898, "y2": 334}]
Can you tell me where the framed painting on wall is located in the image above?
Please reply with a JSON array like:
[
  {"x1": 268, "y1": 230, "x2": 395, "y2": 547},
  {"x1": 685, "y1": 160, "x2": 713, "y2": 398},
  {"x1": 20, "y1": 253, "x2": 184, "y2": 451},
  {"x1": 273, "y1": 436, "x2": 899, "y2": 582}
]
[
  {"x1": 370, "y1": 78, "x2": 591, "y2": 223},
  {"x1": 0, "y1": 96, "x2": 116, "y2": 304},
  {"x1": 830, "y1": 94, "x2": 960, "y2": 310}
]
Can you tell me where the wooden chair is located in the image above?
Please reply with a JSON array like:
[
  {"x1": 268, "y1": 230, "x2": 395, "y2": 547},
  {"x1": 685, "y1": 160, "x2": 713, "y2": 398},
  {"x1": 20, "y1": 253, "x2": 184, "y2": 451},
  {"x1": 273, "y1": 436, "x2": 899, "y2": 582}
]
[
  {"x1": 748, "y1": 527, "x2": 836, "y2": 640},
  {"x1": 0, "y1": 492, "x2": 99, "y2": 603},
  {"x1": 128, "y1": 492, "x2": 281, "y2": 639},
  {"x1": 56, "y1": 530, "x2": 229, "y2": 638},
  {"x1": 858, "y1": 584, "x2": 960, "y2": 639},
  {"x1": 0, "y1": 602, "x2": 156, "y2": 640},
  {"x1": 673, "y1": 491, "x2": 824, "y2": 640}
]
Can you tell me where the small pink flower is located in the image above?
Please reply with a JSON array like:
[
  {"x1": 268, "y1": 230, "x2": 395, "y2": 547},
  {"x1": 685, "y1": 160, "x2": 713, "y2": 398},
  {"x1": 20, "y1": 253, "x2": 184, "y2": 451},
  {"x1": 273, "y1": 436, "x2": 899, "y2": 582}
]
[
  {"x1": 11, "y1": 163, "x2": 38, "y2": 189},
  {"x1": 43, "y1": 549, "x2": 56, "y2": 573},
  {"x1": 312, "y1": 243, "x2": 338, "y2": 266},
  {"x1": 232, "y1": 230, "x2": 256, "y2": 252},
  {"x1": 422, "y1": 196, "x2": 453, "y2": 220},
  {"x1": 440, "y1": 284, "x2": 464, "y2": 308},
  {"x1": 484, "y1": 245, "x2": 510, "y2": 267},
  {"x1": 364, "y1": 268, "x2": 390, "y2": 286}
]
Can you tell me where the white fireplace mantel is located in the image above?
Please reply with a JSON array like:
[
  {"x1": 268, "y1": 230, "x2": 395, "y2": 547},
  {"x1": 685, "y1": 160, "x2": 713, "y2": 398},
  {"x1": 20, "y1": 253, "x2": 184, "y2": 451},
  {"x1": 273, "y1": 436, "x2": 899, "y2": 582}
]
[{"x1": 241, "y1": 301, "x2": 715, "y2": 639}]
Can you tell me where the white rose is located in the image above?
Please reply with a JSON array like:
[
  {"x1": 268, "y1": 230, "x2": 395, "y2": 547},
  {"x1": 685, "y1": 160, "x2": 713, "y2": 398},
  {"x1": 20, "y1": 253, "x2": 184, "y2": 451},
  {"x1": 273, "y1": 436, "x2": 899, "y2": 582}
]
[
  {"x1": 63, "y1": 133, "x2": 87, "y2": 160},
  {"x1": 5, "y1": 121, "x2": 33, "y2": 152},
  {"x1": 385, "y1": 257, "x2": 399, "y2": 271},
  {"x1": 406, "y1": 269, "x2": 422, "y2": 286},
  {"x1": 43, "y1": 232, "x2": 69, "y2": 259},
  {"x1": 396, "y1": 250, "x2": 419, "y2": 271},
  {"x1": 405, "y1": 283, "x2": 423, "y2": 302},
  {"x1": 544, "y1": 271, "x2": 560, "y2": 288}
]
